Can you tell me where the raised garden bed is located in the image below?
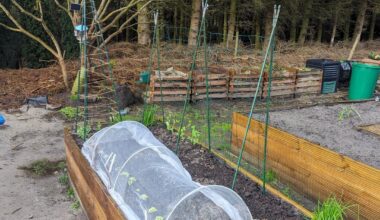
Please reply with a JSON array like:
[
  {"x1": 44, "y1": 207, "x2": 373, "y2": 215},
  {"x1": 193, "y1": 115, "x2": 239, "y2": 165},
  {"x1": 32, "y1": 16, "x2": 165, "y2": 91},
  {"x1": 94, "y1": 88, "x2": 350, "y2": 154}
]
[{"x1": 64, "y1": 126, "x2": 306, "y2": 220}]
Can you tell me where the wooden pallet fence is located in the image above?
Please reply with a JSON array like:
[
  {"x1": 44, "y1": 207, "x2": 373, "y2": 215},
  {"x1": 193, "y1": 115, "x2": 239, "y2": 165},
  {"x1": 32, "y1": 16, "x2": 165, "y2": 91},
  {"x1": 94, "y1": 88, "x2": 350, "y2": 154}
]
[
  {"x1": 231, "y1": 112, "x2": 380, "y2": 220},
  {"x1": 228, "y1": 68, "x2": 261, "y2": 99},
  {"x1": 262, "y1": 68, "x2": 297, "y2": 98},
  {"x1": 295, "y1": 68, "x2": 323, "y2": 96},
  {"x1": 192, "y1": 66, "x2": 229, "y2": 100},
  {"x1": 149, "y1": 70, "x2": 190, "y2": 103}
]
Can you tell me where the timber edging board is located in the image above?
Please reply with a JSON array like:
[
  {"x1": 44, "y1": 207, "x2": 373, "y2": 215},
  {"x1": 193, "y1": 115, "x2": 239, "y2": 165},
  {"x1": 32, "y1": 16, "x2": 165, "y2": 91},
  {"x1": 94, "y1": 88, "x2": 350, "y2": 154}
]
[
  {"x1": 64, "y1": 128, "x2": 125, "y2": 220},
  {"x1": 231, "y1": 112, "x2": 380, "y2": 220}
]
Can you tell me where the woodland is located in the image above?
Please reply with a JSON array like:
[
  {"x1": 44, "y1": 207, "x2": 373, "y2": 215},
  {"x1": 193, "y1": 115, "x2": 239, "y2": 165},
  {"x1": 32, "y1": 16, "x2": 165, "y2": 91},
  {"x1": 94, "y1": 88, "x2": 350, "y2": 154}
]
[{"x1": 0, "y1": 0, "x2": 379, "y2": 86}]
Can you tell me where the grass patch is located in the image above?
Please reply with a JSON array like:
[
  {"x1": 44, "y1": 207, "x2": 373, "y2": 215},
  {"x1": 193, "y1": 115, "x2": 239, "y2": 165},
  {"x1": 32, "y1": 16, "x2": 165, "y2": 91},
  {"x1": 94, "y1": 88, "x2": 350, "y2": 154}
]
[
  {"x1": 313, "y1": 196, "x2": 349, "y2": 220},
  {"x1": 20, "y1": 159, "x2": 66, "y2": 176}
]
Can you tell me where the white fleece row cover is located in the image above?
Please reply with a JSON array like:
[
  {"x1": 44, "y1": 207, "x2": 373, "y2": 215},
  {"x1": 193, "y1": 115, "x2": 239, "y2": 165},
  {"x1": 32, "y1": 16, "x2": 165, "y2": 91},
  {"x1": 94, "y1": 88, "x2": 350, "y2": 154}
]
[{"x1": 82, "y1": 121, "x2": 252, "y2": 220}]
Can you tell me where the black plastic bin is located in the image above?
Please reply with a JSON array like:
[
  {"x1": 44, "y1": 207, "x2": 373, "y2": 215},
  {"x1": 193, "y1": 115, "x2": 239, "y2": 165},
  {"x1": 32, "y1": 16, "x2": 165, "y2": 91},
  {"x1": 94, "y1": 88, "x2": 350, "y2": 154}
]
[
  {"x1": 339, "y1": 61, "x2": 352, "y2": 88},
  {"x1": 306, "y1": 59, "x2": 340, "y2": 94}
]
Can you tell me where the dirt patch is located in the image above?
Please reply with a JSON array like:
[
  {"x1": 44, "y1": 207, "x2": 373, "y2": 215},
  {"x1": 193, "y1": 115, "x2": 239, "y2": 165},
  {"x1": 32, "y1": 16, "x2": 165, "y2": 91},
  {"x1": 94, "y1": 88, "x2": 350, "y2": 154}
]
[
  {"x1": 254, "y1": 101, "x2": 380, "y2": 168},
  {"x1": 0, "y1": 106, "x2": 86, "y2": 220},
  {"x1": 150, "y1": 125, "x2": 303, "y2": 220}
]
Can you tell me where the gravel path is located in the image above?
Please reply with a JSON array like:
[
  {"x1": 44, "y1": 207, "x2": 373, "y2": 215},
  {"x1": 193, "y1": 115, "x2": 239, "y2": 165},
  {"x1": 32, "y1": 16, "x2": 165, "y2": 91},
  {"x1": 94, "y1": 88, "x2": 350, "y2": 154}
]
[{"x1": 254, "y1": 101, "x2": 380, "y2": 168}]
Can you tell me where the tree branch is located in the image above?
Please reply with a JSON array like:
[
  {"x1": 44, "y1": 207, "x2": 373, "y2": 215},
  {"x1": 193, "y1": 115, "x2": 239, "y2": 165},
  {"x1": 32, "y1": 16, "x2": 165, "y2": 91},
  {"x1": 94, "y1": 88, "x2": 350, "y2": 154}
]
[
  {"x1": 100, "y1": 0, "x2": 144, "y2": 34},
  {"x1": 0, "y1": 3, "x2": 59, "y2": 58},
  {"x1": 54, "y1": 0, "x2": 74, "y2": 25},
  {"x1": 0, "y1": 22, "x2": 20, "y2": 32},
  {"x1": 11, "y1": 0, "x2": 42, "y2": 21},
  {"x1": 102, "y1": 0, "x2": 152, "y2": 47}
]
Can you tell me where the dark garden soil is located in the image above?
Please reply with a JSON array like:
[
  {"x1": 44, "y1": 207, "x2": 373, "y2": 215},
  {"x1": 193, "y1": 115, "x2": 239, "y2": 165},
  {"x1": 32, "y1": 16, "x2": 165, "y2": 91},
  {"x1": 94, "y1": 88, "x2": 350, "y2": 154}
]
[{"x1": 150, "y1": 125, "x2": 303, "y2": 220}]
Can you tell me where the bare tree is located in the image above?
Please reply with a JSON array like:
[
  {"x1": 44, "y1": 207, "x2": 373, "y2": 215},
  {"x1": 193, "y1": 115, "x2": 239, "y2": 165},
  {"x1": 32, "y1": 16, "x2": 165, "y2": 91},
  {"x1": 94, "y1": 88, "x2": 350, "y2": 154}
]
[
  {"x1": 188, "y1": 0, "x2": 201, "y2": 46},
  {"x1": 226, "y1": 0, "x2": 237, "y2": 47},
  {"x1": 0, "y1": 0, "x2": 151, "y2": 89},
  {"x1": 348, "y1": 0, "x2": 368, "y2": 60}
]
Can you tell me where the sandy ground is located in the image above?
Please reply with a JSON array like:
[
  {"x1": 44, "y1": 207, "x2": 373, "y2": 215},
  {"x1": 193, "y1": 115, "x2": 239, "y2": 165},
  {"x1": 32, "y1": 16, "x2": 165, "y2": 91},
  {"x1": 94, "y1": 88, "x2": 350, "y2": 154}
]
[
  {"x1": 255, "y1": 101, "x2": 380, "y2": 169},
  {"x1": 0, "y1": 106, "x2": 86, "y2": 220}
]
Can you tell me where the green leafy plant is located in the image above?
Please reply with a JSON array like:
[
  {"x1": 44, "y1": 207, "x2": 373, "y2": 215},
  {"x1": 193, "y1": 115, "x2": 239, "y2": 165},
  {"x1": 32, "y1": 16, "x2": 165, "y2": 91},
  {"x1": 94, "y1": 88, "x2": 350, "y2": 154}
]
[
  {"x1": 265, "y1": 169, "x2": 278, "y2": 184},
  {"x1": 71, "y1": 200, "x2": 80, "y2": 211},
  {"x1": 369, "y1": 51, "x2": 380, "y2": 60},
  {"x1": 77, "y1": 123, "x2": 91, "y2": 140},
  {"x1": 67, "y1": 187, "x2": 75, "y2": 199},
  {"x1": 142, "y1": 105, "x2": 157, "y2": 127},
  {"x1": 313, "y1": 197, "x2": 349, "y2": 220},
  {"x1": 338, "y1": 106, "x2": 361, "y2": 121},
  {"x1": 109, "y1": 59, "x2": 117, "y2": 68},
  {"x1": 58, "y1": 173, "x2": 69, "y2": 186},
  {"x1": 189, "y1": 125, "x2": 201, "y2": 144},
  {"x1": 59, "y1": 106, "x2": 78, "y2": 120}
]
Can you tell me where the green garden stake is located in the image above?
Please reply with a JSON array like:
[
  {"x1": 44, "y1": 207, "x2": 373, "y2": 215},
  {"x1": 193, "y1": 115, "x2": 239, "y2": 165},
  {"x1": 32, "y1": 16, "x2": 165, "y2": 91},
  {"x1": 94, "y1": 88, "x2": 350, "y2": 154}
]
[
  {"x1": 175, "y1": 0, "x2": 208, "y2": 154},
  {"x1": 262, "y1": 5, "x2": 279, "y2": 193},
  {"x1": 231, "y1": 5, "x2": 281, "y2": 190}
]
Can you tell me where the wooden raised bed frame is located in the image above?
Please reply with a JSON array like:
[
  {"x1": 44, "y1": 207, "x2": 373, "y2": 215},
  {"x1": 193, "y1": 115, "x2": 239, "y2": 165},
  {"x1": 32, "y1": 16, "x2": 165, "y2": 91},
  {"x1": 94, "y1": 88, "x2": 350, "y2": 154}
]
[
  {"x1": 231, "y1": 112, "x2": 380, "y2": 220},
  {"x1": 64, "y1": 127, "x2": 314, "y2": 219},
  {"x1": 64, "y1": 128, "x2": 124, "y2": 220}
]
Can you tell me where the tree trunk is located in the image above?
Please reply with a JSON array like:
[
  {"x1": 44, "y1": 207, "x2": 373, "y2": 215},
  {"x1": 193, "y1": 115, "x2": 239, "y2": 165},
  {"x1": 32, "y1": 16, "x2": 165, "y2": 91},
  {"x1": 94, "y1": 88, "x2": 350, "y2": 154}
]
[
  {"x1": 234, "y1": 29, "x2": 239, "y2": 57},
  {"x1": 316, "y1": 21, "x2": 323, "y2": 43},
  {"x1": 330, "y1": 9, "x2": 338, "y2": 47},
  {"x1": 173, "y1": 6, "x2": 178, "y2": 41},
  {"x1": 290, "y1": 16, "x2": 297, "y2": 43},
  {"x1": 263, "y1": 10, "x2": 273, "y2": 50},
  {"x1": 369, "y1": 9, "x2": 376, "y2": 41},
  {"x1": 226, "y1": 0, "x2": 237, "y2": 48},
  {"x1": 188, "y1": 0, "x2": 201, "y2": 46},
  {"x1": 348, "y1": 0, "x2": 368, "y2": 60},
  {"x1": 343, "y1": 11, "x2": 352, "y2": 42},
  {"x1": 58, "y1": 56, "x2": 69, "y2": 89},
  {"x1": 137, "y1": 1, "x2": 150, "y2": 45},
  {"x1": 179, "y1": 8, "x2": 184, "y2": 44},
  {"x1": 223, "y1": 7, "x2": 228, "y2": 44},
  {"x1": 351, "y1": 0, "x2": 368, "y2": 44},
  {"x1": 298, "y1": 0, "x2": 313, "y2": 46},
  {"x1": 255, "y1": 18, "x2": 261, "y2": 49}
]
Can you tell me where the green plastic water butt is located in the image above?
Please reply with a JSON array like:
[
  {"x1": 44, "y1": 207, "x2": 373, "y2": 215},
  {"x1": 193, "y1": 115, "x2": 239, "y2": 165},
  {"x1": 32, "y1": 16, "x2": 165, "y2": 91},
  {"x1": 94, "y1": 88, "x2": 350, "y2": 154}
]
[{"x1": 348, "y1": 62, "x2": 380, "y2": 100}]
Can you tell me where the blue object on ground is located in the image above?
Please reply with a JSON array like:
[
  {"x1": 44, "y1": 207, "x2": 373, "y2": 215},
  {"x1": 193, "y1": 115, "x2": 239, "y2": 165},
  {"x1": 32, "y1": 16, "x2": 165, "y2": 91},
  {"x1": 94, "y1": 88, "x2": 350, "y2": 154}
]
[{"x1": 0, "y1": 114, "x2": 5, "y2": 125}]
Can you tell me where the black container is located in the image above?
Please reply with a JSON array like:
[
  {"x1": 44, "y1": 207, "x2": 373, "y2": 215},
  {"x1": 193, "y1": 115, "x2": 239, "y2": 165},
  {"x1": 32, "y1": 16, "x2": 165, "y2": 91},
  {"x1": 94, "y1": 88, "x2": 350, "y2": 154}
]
[
  {"x1": 339, "y1": 61, "x2": 352, "y2": 88},
  {"x1": 306, "y1": 59, "x2": 340, "y2": 94}
]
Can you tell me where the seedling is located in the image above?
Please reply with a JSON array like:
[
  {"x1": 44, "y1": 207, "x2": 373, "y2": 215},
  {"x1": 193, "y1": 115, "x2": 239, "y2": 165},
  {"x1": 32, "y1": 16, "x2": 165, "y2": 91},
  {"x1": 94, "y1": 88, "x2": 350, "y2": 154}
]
[
  {"x1": 313, "y1": 196, "x2": 350, "y2": 220},
  {"x1": 58, "y1": 173, "x2": 69, "y2": 186},
  {"x1": 59, "y1": 106, "x2": 78, "y2": 120},
  {"x1": 189, "y1": 125, "x2": 201, "y2": 144},
  {"x1": 77, "y1": 123, "x2": 91, "y2": 140},
  {"x1": 265, "y1": 170, "x2": 278, "y2": 184},
  {"x1": 338, "y1": 106, "x2": 361, "y2": 121},
  {"x1": 67, "y1": 187, "x2": 75, "y2": 199},
  {"x1": 71, "y1": 200, "x2": 81, "y2": 211}
]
